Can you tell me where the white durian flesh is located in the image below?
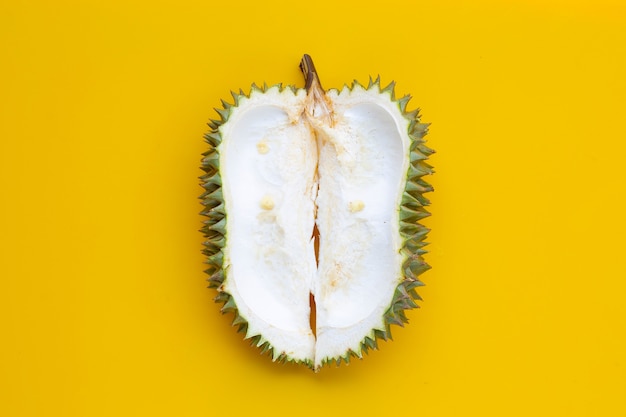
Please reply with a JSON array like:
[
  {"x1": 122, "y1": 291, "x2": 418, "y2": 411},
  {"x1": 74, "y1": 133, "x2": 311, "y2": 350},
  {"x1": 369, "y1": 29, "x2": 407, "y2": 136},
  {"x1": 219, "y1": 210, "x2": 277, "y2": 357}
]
[{"x1": 201, "y1": 55, "x2": 433, "y2": 370}]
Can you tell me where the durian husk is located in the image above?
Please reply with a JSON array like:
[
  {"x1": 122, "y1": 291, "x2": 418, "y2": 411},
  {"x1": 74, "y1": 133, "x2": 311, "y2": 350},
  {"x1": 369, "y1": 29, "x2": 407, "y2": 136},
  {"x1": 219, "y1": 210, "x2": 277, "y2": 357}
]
[
  {"x1": 200, "y1": 80, "x2": 433, "y2": 370},
  {"x1": 200, "y1": 84, "x2": 313, "y2": 367}
]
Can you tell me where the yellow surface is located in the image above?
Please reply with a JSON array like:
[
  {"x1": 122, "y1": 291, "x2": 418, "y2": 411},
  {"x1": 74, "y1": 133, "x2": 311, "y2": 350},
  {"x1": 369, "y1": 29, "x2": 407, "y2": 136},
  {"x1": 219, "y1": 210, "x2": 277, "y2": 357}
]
[{"x1": 1, "y1": 0, "x2": 625, "y2": 415}]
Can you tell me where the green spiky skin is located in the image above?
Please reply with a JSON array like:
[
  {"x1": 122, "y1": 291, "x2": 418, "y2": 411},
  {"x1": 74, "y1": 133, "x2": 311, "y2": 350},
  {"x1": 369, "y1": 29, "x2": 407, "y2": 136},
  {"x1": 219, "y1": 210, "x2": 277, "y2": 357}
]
[{"x1": 200, "y1": 79, "x2": 433, "y2": 370}]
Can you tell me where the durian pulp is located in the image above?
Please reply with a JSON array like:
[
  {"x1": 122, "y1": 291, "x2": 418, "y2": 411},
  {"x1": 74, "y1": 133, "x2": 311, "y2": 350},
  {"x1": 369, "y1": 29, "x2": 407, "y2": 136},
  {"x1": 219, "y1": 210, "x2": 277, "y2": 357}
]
[{"x1": 219, "y1": 85, "x2": 410, "y2": 366}]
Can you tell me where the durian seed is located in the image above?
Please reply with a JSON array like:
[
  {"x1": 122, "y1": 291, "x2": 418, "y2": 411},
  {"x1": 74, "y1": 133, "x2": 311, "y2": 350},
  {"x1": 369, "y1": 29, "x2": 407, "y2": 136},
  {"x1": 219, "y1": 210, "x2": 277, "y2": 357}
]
[
  {"x1": 260, "y1": 195, "x2": 275, "y2": 210},
  {"x1": 349, "y1": 200, "x2": 365, "y2": 212},
  {"x1": 257, "y1": 140, "x2": 270, "y2": 154}
]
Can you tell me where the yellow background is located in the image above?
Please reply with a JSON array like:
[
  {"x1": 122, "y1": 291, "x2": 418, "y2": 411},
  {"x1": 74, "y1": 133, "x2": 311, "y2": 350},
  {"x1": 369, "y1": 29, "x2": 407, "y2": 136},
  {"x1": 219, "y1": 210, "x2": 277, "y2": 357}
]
[{"x1": 2, "y1": 0, "x2": 625, "y2": 415}]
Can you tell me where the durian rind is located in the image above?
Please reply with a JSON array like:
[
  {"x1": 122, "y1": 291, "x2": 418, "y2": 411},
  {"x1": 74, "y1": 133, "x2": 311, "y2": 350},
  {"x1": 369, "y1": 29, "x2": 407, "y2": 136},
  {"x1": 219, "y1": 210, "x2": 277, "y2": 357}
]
[
  {"x1": 201, "y1": 84, "x2": 314, "y2": 367},
  {"x1": 200, "y1": 80, "x2": 432, "y2": 370},
  {"x1": 315, "y1": 79, "x2": 433, "y2": 368}
]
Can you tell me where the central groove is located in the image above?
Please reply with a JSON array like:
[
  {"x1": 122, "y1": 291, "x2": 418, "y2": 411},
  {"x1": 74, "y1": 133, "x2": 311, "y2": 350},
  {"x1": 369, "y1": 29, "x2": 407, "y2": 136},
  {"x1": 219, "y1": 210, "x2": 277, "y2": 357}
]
[
  {"x1": 309, "y1": 292, "x2": 317, "y2": 338},
  {"x1": 310, "y1": 223, "x2": 320, "y2": 337}
]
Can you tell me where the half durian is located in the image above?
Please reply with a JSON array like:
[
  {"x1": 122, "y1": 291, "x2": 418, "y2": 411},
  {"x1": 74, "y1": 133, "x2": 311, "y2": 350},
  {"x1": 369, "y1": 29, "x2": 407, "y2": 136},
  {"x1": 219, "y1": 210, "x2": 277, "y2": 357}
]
[{"x1": 201, "y1": 55, "x2": 433, "y2": 370}]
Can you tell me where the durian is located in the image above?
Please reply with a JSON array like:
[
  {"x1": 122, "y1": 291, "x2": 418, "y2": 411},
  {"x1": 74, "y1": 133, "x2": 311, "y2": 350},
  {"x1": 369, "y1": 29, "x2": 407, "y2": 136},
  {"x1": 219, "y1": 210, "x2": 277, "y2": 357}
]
[{"x1": 201, "y1": 55, "x2": 433, "y2": 370}]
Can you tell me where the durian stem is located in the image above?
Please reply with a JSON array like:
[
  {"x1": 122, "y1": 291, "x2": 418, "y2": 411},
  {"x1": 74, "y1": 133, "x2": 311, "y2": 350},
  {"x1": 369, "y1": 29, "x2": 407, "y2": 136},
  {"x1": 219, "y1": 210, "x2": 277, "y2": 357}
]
[
  {"x1": 300, "y1": 54, "x2": 323, "y2": 92},
  {"x1": 300, "y1": 54, "x2": 332, "y2": 125}
]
